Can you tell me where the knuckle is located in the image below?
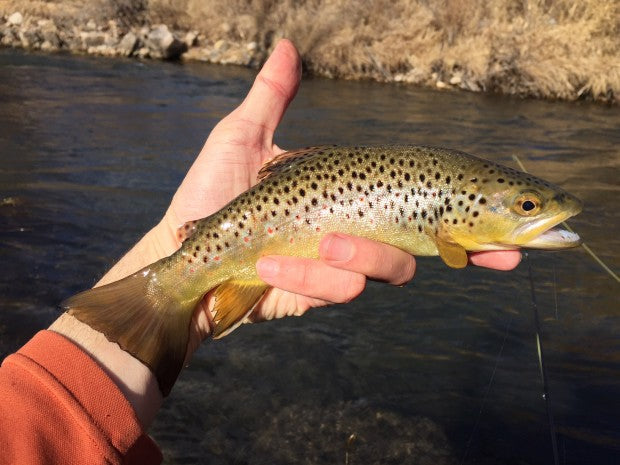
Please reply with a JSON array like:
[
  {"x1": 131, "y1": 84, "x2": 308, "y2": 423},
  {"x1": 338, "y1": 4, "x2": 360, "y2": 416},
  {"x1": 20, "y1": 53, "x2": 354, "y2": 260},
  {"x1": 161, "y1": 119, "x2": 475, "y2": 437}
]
[
  {"x1": 339, "y1": 273, "x2": 366, "y2": 303},
  {"x1": 394, "y1": 256, "x2": 416, "y2": 286}
]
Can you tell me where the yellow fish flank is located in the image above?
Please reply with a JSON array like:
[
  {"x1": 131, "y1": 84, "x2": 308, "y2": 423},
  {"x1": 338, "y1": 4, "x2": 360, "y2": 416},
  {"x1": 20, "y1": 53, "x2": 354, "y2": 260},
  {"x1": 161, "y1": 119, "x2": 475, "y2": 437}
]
[{"x1": 63, "y1": 145, "x2": 582, "y2": 394}]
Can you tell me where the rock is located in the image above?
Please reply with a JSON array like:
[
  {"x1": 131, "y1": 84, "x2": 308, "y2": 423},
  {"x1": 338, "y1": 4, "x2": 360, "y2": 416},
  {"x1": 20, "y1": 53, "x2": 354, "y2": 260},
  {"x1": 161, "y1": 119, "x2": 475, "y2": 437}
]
[
  {"x1": 40, "y1": 22, "x2": 61, "y2": 49},
  {"x1": 449, "y1": 75, "x2": 462, "y2": 85},
  {"x1": 246, "y1": 41, "x2": 257, "y2": 52},
  {"x1": 8, "y1": 12, "x2": 23, "y2": 26},
  {"x1": 214, "y1": 39, "x2": 229, "y2": 52},
  {"x1": 137, "y1": 46, "x2": 150, "y2": 58},
  {"x1": 145, "y1": 24, "x2": 187, "y2": 60},
  {"x1": 107, "y1": 20, "x2": 118, "y2": 40},
  {"x1": 117, "y1": 31, "x2": 138, "y2": 56},
  {"x1": 436, "y1": 80, "x2": 448, "y2": 89},
  {"x1": 85, "y1": 19, "x2": 97, "y2": 31},
  {"x1": 184, "y1": 31, "x2": 198, "y2": 47},
  {"x1": 80, "y1": 31, "x2": 107, "y2": 48},
  {"x1": 182, "y1": 46, "x2": 208, "y2": 61},
  {"x1": 19, "y1": 29, "x2": 41, "y2": 49}
]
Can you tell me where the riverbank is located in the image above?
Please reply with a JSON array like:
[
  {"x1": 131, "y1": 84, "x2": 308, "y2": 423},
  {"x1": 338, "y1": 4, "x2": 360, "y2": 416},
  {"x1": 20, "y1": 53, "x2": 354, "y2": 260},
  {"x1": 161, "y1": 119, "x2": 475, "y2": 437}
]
[{"x1": 1, "y1": 0, "x2": 617, "y2": 104}]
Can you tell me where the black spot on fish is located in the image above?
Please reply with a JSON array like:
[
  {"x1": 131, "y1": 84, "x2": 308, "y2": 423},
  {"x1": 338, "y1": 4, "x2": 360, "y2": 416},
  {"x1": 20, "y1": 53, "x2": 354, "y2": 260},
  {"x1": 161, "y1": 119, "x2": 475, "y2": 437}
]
[
  {"x1": 497, "y1": 178, "x2": 505, "y2": 183},
  {"x1": 299, "y1": 189, "x2": 306, "y2": 197},
  {"x1": 468, "y1": 194, "x2": 476, "y2": 201}
]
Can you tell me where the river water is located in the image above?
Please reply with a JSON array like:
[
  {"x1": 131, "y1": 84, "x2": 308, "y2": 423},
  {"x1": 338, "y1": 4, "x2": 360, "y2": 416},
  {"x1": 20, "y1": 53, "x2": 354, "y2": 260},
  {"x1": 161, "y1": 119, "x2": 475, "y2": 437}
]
[{"x1": 0, "y1": 48, "x2": 618, "y2": 465}]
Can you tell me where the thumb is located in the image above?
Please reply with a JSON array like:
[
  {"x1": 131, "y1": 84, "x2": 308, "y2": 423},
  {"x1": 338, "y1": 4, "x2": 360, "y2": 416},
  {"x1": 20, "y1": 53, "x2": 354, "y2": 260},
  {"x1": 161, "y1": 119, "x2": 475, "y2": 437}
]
[{"x1": 237, "y1": 39, "x2": 302, "y2": 136}]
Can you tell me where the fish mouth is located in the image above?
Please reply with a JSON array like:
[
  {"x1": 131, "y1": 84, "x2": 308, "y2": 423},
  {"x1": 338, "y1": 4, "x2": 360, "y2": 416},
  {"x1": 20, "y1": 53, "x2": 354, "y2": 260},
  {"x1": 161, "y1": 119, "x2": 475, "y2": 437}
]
[{"x1": 515, "y1": 211, "x2": 581, "y2": 249}]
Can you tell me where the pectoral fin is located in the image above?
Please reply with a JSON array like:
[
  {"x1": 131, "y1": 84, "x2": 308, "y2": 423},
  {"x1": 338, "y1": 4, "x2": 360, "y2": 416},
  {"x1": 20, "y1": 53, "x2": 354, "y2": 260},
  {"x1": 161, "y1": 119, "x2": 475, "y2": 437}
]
[
  {"x1": 211, "y1": 279, "x2": 269, "y2": 339},
  {"x1": 435, "y1": 235, "x2": 468, "y2": 269}
]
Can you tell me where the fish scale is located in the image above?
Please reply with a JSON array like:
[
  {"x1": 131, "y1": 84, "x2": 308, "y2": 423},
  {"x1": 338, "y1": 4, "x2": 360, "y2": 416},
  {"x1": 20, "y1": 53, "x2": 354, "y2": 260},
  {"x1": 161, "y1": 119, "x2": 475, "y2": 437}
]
[{"x1": 62, "y1": 145, "x2": 582, "y2": 395}]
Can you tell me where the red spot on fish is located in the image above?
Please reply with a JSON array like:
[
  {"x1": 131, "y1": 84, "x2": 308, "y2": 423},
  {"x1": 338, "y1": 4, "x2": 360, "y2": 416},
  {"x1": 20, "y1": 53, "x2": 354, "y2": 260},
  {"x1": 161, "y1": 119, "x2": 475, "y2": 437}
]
[
  {"x1": 244, "y1": 237, "x2": 250, "y2": 243},
  {"x1": 289, "y1": 238, "x2": 294, "y2": 244},
  {"x1": 267, "y1": 227, "x2": 274, "y2": 234},
  {"x1": 214, "y1": 256, "x2": 220, "y2": 261},
  {"x1": 189, "y1": 268, "x2": 195, "y2": 273},
  {"x1": 315, "y1": 226, "x2": 321, "y2": 232},
  {"x1": 408, "y1": 216, "x2": 412, "y2": 221},
  {"x1": 295, "y1": 215, "x2": 301, "y2": 220},
  {"x1": 346, "y1": 214, "x2": 350, "y2": 219},
  {"x1": 359, "y1": 197, "x2": 364, "y2": 202}
]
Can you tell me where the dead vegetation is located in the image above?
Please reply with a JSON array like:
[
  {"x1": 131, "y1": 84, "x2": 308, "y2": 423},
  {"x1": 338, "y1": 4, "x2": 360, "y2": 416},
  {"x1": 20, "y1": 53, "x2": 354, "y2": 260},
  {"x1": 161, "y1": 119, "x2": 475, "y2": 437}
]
[{"x1": 2, "y1": 0, "x2": 618, "y2": 102}]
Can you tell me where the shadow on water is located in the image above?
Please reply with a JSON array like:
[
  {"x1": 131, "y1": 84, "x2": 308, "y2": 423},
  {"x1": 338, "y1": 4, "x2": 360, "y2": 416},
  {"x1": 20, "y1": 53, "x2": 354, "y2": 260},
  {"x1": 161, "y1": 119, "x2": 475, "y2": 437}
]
[{"x1": 1, "y1": 48, "x2": 618, "y2": 464}]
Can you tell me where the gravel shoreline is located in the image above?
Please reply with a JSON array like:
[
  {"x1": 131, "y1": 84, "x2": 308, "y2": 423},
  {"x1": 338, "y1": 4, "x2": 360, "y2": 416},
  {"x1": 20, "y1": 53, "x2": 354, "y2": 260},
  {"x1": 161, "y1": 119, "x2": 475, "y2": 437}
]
[{"x1": 1, "y1": 7, "x2": 616, "y2": 104}]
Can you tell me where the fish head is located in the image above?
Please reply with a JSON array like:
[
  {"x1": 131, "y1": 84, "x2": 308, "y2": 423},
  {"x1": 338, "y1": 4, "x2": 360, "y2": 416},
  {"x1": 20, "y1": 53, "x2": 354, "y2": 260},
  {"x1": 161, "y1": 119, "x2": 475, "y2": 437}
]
[{"x1": 444, "y1": 161, "x2": 583, "y2": 251}]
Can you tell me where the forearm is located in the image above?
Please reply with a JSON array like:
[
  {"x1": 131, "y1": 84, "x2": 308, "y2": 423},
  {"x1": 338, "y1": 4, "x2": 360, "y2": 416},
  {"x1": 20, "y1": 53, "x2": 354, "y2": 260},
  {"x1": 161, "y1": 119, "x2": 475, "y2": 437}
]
[{"x1": 97, "y1": 217, "x2": 180, "y2": 286}]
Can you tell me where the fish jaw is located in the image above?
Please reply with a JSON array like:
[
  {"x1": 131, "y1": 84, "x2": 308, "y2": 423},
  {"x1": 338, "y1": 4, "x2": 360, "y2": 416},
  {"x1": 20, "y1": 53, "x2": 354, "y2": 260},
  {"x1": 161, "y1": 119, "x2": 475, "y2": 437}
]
[
  {"x1": 512, "y1": 210, "x2": 582, "y2": 249},
  {"x1": 520, "y1": 226, "x2": 581, "y2": 249}
]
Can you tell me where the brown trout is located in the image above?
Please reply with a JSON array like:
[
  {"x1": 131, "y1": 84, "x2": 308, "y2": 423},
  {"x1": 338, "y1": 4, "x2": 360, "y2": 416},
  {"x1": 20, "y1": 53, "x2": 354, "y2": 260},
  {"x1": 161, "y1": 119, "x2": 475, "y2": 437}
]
[{"x1": 63, "y1": 145, "x2": 582, "y2": 394}]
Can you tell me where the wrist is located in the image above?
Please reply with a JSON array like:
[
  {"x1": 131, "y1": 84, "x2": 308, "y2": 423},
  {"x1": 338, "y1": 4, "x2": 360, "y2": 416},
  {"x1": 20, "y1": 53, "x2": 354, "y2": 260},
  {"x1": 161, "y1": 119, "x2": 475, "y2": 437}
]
[{"x1": 49, "y1": 313, "x2": 163, "y2": 428}]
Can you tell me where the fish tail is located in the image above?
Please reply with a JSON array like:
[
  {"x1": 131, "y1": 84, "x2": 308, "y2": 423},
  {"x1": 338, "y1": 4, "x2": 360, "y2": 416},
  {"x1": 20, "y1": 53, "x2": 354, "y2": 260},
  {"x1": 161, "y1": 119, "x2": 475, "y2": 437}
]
[{"x1": 61, "y1": 265, "x2": 201, "y2": 396}]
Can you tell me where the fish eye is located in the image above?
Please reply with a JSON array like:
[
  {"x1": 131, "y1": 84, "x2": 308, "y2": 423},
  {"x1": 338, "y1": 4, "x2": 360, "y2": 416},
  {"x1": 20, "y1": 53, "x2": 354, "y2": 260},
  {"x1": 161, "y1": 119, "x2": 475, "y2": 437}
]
[
  {"x1": 514, "y1": 193, "x2": 541, "y2": 216},
  {"x1": 522, "y1": 200, "x2": 536, "y2": 211}
]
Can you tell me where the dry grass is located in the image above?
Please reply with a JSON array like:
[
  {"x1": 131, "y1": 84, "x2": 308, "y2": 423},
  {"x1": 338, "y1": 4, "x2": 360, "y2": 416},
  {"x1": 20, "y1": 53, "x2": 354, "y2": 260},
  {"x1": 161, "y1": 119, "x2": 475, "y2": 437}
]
[
  {"x1": 149, "y1": 0, "x2": 620, "y2": 102},
  {"x1": 2, "y1": 0, "x2": 618, "y2": 102}
]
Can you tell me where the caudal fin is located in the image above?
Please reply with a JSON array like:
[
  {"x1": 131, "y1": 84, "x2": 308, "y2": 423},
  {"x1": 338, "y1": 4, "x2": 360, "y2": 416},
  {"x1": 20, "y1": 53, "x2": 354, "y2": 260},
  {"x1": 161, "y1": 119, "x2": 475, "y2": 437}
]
[{"x1": 61, "y1": 267, "x2": 201, "y2": 396}]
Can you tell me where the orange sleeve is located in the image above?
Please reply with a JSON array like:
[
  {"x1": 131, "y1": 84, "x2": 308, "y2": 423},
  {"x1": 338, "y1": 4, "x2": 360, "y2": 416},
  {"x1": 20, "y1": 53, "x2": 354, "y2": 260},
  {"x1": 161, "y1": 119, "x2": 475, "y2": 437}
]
[{"x1": 0, "y1": 330, "x2": 162, "y2": 465}]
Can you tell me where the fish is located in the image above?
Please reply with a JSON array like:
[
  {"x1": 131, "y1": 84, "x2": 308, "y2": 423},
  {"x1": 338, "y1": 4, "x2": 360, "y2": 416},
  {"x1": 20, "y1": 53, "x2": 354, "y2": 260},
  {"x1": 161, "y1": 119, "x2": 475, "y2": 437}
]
[{"x1": 62, "y1": 145, "x2": 582, "y2": 394}]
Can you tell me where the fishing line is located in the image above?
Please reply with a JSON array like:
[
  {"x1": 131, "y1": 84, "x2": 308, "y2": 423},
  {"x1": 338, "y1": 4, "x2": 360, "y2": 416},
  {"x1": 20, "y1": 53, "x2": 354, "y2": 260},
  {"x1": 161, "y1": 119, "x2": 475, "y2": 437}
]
[
  {"x1": 526, "y1": 253, "x2": 560, "y2": 465},
  {"x1": 552, "y1": 262, "x2": 559, "y2": 320},
  {"x1": 460, "y1": 312, "x2": 513, "y2": 465},
  {"x1": 512, "y1": 154, "x2": 619, "y2": 284}
]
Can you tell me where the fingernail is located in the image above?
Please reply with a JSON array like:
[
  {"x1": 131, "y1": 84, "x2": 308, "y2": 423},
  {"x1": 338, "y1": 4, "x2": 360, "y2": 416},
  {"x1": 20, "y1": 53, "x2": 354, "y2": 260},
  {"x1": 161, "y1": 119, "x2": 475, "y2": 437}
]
[
  {"x1": 322, "y1": 234, "x2": 353, "y2": 262},
  {"x1": 256, "y1": 257, "x2": 280, "y2": 278}
]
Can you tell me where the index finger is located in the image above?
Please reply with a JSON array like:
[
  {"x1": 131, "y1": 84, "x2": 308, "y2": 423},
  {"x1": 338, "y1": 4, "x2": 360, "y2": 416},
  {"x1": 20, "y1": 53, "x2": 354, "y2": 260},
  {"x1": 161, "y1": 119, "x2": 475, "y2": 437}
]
[{"x1": 319, "y1": 233, "x2": 417, "y2": 286}]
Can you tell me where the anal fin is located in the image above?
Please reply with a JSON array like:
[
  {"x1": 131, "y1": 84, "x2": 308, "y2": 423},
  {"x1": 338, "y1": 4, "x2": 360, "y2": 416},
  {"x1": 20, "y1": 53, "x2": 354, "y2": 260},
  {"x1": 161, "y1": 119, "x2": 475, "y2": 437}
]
[{"x1": 211, "y1": 279, "x2": 269, "y2": 339}]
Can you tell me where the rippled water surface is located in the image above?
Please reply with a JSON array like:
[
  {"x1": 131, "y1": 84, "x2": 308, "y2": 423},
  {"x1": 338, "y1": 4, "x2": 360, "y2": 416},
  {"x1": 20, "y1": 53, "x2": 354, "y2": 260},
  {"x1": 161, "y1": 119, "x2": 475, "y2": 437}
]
[{"x1": 1, "y1": 49, "x2": 619, "y2": 465}]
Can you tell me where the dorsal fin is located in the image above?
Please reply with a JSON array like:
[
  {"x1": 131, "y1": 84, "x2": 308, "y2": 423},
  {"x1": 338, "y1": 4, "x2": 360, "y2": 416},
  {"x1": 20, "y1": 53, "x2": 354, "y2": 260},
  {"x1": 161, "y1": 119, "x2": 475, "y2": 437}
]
[{"x1": 257, "y1": 145, "x2": 337, "y2": 181}]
